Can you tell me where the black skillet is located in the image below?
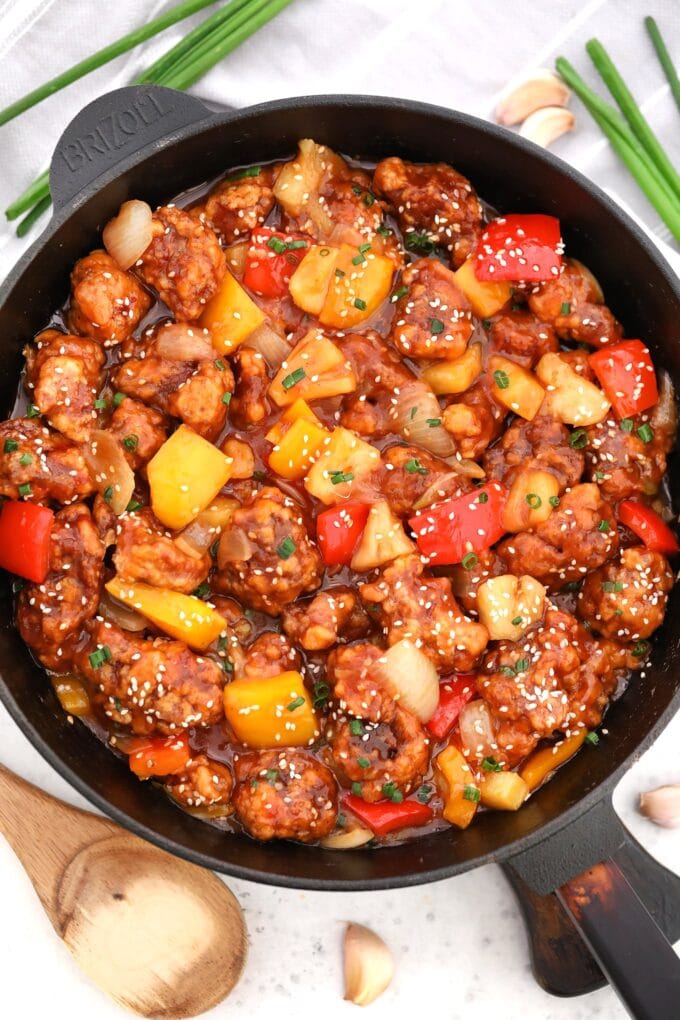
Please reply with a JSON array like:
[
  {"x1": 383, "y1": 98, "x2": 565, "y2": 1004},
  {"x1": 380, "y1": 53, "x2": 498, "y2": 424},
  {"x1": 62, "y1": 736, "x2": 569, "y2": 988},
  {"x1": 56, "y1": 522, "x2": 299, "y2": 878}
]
[{"x1": 1, "y1": 88, "x2": 679, "y2": 1018}]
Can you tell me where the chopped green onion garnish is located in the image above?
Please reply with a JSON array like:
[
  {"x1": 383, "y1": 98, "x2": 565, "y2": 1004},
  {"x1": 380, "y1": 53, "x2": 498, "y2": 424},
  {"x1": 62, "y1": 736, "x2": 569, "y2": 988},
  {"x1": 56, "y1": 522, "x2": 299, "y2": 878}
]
[
  {"x1": 637, "y1": 423, "x2": 654, "y2": 443},
  {"x1": 267, "y1": 235, "x2": 287, "y2": 254},
  {"x1": 549, "y1": 495, "x2": 560, "y2": 508},
  {"x1": 358, "y1": 242, "x2": 372, "y2": 254},
  {"x1": 89, "y1": 645, "x2": 112, "y2": 669},
  {"x1": 19, "y1": 453, "x2": 32, "y2": 466},
  {"x1": 511, "y1": 616, "x2": 523, "y2": 627},
  {"x1": 515, "y1": 657, "x2": 529, "y2": 673},
  {"x1": 126, "y1": 499, "x2": 142, "y2": 512},
  {"x1": 330, "y1": 470, "x2": 354, "y2": 485},
  {"x1": 404, "y1": 458, "x2": 428, "y2": 475},
  {"x1": 357, "y1": 756, "x2": 370, "y2": 769},
  {"x1": 103, "y1": 486, "x2": 114, "y2": 504},
  {"x1": 561, "y1": 580, "x2": 582, "y2": 593},
  {"x1": 277, "y1": 537, "x2": 296, "y2": 559},
  {"x1": 382, "y1": 781, "x2": 403, "y2": 804},
  {"x1": 478, "y1": 492, "x2": 489, "y2": 504},
  {"x1": 377, "y1": 224, "x2": 391, "y2": 237},
  {"x1": 602, "y1": 580, "x2": 624, "y2": 592},
  {"x1": 18, "y1": 483, "x2": 31, "y2": 498},
  {"x1": 362, "y1": 192, "x2": 375, "y2": 207},
  {"x1": 426, "y1": 417, "x2": 442, "y2": 428},
  {"x1": 525, "y1": 493, "x2": 542, "y2": 509},
  {"x1": 349, "y1": 719, "x2": 365, "y2": 736},
  {"x1": 482, "y1": 756, "x2": 502, "y2": 772},
  {"x1": 569, "y1": 429, "x2": 588, "y2": 449},
  {"x1": 351, "y1": 782, "x2": 363, "y2": 798},
  {"x1": 282, "y1": 367, "x2": 306, "y2": 390},
  {"x1": 405, "y1": 231, "x2": 435, "y2": 253},
  {"x1": 595, "y1": 471, "x2": 605, "y2": 481},
  {"x1": 228, "y1": 165, "x2": 262, "y2": 181},
  {"x1": 26, "y1": 404, "x2": 39, "y2": 418},
  {"x1": 462, "y1": 552, "x2": 478, "y2": 570},
  {"x1": 313, "y1": 682, "x2": 330, "y2": 709},
  {"x1": 560, "y1": 301, "x2": 571, "y2": 315},
  {"x1": 597, "y1": 519, "x2": 611, "y2": 532},
  {"x1": 123, "y1": 434, "x2": 138, "y2": 451},
  {"x1": 113, "y1": 392, "x2": 125, "y2": 407},
  {"x1": 287, "y1": 696, "x2": 305, "y2": 711},
  {"x1": 222, "y1": 391, "x2": 232, "y2": 405},
  {"x1": 352, "y1": 253, "x2": 366, "y2": 265},
  {"x1": 416, "y1": 784, "x2": 433, "y2": 803},
  {"x1": 632, "y1": 639, "x2": 650, "y2": 658},
  {"x1": 214, "y1": 359, "x2": 226, "y2": 371},
  {"x1": 3, "y1": 439, "x2": 18, "y2": 453},
  {"x1": 265, "y1": 768, "x2": 279, "y2": 782},
  {"x1": 620, "y1": 418, "x2": 634, "y2": 433},
  {"x1": 94, "y1": 398, "x2": 107, "y2": 410},
  {"x1": 391, "y1": 286, "x2": 408, "y2": 302},
  {"x1": 493, "y1": 369, "x2": 509, "y2": 390},
  {"x1": 354, "y1": 298, "x2": 367, "y2": 310},
  {"x1": 193, "y1": 582, "x2": 210, "y2": 598},
  {"x1": 585, "y1": 731, "x2": 600, "y2": 746},
  {"x1": 430, "y1": 318, "x2": 444, "y2": 335},
  {"x1": 463, "y1": 784, "x2": 481, "y2": 803}
]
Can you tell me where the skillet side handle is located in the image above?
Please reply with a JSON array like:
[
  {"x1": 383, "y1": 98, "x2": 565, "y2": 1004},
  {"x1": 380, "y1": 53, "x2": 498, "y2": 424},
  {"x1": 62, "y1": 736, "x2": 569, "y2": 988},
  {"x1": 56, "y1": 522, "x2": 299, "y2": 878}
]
[
  {"x1": 49, "y1": 85, "x2": 214, "y2": 214},
  {"x1": 557, "y1": 858, "x2": 680, "y2": 1020}
]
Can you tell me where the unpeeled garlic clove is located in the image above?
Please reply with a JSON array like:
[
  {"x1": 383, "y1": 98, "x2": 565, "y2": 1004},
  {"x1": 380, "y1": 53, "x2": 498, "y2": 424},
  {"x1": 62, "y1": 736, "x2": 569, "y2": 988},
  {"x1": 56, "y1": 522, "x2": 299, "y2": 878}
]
[
  {"x1": 343, "y1": 922, "x2": 393, "y2": 1006},
  {"x1": 519, "y1": 106, "x2": 576, "y2": 149},
  {"x1": 495, "y1": 69, "x2": 571, "y2": 126},
  {"x1": 639, "y1": 785, "x2": 680, "y2": 828}
]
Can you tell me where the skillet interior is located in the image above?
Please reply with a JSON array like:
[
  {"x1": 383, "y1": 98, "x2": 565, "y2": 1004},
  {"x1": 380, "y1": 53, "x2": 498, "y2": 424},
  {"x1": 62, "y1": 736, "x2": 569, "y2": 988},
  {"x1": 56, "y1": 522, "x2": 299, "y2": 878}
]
[{"x1": 0, "y1": 95, "x2": 679, "y2": 889}]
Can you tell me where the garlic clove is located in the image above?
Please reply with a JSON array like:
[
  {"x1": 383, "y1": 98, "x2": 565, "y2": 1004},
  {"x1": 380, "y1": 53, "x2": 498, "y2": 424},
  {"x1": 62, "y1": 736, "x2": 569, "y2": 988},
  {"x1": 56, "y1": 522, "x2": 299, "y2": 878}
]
[
  {"x1": 639, "y1": 785, "x2": 680, "y2": 828},
  {"x1": 519, "y1": 106, "x2": 576, "y2": 149},
  {"x1": 343, "y1": 923, "x2": 393, "y2": 1006},
  {"x1": 495, "y1": 69, "x2": 571, "y2": 126}
]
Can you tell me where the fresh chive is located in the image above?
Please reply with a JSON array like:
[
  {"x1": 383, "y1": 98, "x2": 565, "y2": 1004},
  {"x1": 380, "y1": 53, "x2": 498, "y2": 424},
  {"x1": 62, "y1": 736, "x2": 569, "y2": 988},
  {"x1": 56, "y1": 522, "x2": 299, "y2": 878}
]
[
  {"x1": 404, "y1": 458, "x2": 428, "y2": 475},
  {"x1": 478, "y1": 492, "x2": 489, "y2": 504},
  {"x1": 416, "y1": 784, "x2": 433, "y2": 803},
  {"x1": 560, "y1": 301, "x2": 571, "y2": 315},
  {"x1": 222, "y1": 391, "x2": 232, "y2": 405},
  {"x1": 637, "y1": 423, "x2": 654, "y2": 444},
  {"x1": 357, "y1": 756, "x2": 370, "y2": 769},
  {"x1": 351, "y1": 782, "x2": 363, "y2": 798},
  {"x1": 585, "y1": 730, "x2": 600, "y2": 746},
  {"x1": 354, "y1": 298, "x2": 367, "y2": 310},
  {"x1": 382, "y1": 781, "x2": 403, "y2": 804},
  {"x1": 282, "y1": 367, "x2": 305, "y2": 391},
  {"x1": 126, "y1": 499, "x2": 142, "y2": 512},
  {"x1": 265, "y1": 768, "x2": 279, "y2": 782},
  {"x1": 88, "y1": 645, "x2": 112, "y2": 669},
  {"x1": 463, "y1": 784, "x2": 481, "y2": 803},
  {"x1": 482, "y1": 756, "x2": 502, "y2": 773},
  {"x1": 287, "y1": 696, "x2": 305, "y2": 711},
  {"x1": 113, "y1": 392, "x2": 126, "y2": 407},
  {"x1": 18, "y1": 483, "x2": 32, "y2": 498},
  {"x1": 493, "y1": 369, "x2": 509, "y2": 390},
  {"x1": 549, "y1": 495, "x2": 561, "y2": 508},
  {"x1": 511, "y1": 616, "x2": 523, "y2": 627},
  {"x1": 462, "y1": 552, "x2": 478, "y2": 570},
  {"x1": 26, "y1": 404, "x2": 40, "y2": 418},
  {"x1": 122, "y1": 434, "x2": 139, "y2": 451},
  {"x1": 620, "y1": 418, "x2": 634, "y2": 432},
  {"x1": 3, "y1": 439, "x2": 18, "y2": 453},
  {"x1": 632, "y1": 639, "x2": 650, "y2": 658},
  {"x1": 193, "y1": 581, "x2": 210, "y2": 598},
  {"x1": 570, "y1": 429, "x2": 588, "y2": 449},
  {"x1": 426, "y1": 417, "x2": 442, "y2": 428},
  {"x1": 19, "y1": 453, "x2": 32, "y2": 466},
  {"x1": 645, "y1": 16, "x2": 680, "y2": 114},
  {"x1": 525, "y1": 493, "x2": 542, "y2": 509},
  {"x1": 277, "y1": 536, "x2": 296, "y2": 559},
  {"x1": 16, "y1": 194, "x2": 52, "y2": 237},
  {"x1": 430, "y1": 318, "x2": 445, "y2": 335},
  {"x1": 602, "y1": 580, "x2": 624, "y2": 593},
  {"x1": 597, "y1": 519, "x2": 611, "y2": 532},
  {"x1": 94, "y1": 398, "x2": 108, "y2": 410},
  {"x1": 349, "y1": 719, "x2": 365, "y2": 736}
]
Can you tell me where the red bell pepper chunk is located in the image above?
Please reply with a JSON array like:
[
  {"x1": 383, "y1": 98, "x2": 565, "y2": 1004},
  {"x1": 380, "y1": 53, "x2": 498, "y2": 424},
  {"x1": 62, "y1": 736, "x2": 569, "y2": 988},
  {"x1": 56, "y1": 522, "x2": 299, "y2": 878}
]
[
  {"x1": 343, "y1": 795, "x2": 433, "y2": 836},
  {"x1": 316, "y1": 501, "x2": 371, "y2": 566},
  {"x1": 243, "y1": 227, "x2": 310, "y2": 298},
  {"x1": 589, "y1": 340, "x2": 658, "y2": 419},
  {"x1": 0, "y1": 500, "x2": 54, "y2": 583},
  {"x1": 127, "y1": 733, "x2": 191, "y2": 778},
  {"x1": 618, "y1": 500, "x2": 679, "y2": 555},
  {"x1": 474, "y1": 214, "x2": 562, "y2": 282},
  {"x1": 408, "y1": 482, "x2": 507, "y2": 566},
  {"x1": 427, "y1": 675, "x2": 476, "y2": 741}
]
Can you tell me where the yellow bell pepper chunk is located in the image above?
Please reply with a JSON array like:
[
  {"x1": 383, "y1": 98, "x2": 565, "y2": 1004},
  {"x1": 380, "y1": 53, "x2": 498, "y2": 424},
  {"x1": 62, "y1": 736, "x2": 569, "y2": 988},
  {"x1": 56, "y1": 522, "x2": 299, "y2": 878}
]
[
  {"x1": 422, "y1": 344, "x2": 483, "y2": 395},
  {"x1": 319, "y1": 243, "x2": 394, "y2": 328},
  {"x1": 268, "y1": 417, "x2": 331, "y2": 480},
  {"x1": 199, "y1": 270, "x2": 265, "y2": 355},
  {"x1": 223, "y1": 671, "x2": 320, "y2": 748},
  {"x1": 435, "y1": 744, "x2": 478, "y2": 829},
  {"x1": 106, "y1": 576, "x2": 226, "y2": 651},
  {"x1": 289, "y1": 244, "x2": 340, "y2": 315},
  {"x1": 51, "y1": 676, "x2": 90, "y2": 716},
  {"x1": 304, "y1": 426, "x2": 380, "y2": 504},
  {"x1": 519, "y1": 731, "x2": 587, "y2": 792},
  {"x1": 265, "y1": 398, "x2": 323, "y2": 446},
  {"x1": 489, "y1": 354, "x2": 546, "y2": 421},
  {"x1": 269, "y1": 329, "x2": 357, "y2": 407},
  {"x1": 480, "y1": 770, "x2": 529, "y2": 811},
  {"x1": 147, "y1": 424, "x2": 233, "y2": 530},
  {"x1": 453, "y1": 257, "x2": 512, "y2": 318}
]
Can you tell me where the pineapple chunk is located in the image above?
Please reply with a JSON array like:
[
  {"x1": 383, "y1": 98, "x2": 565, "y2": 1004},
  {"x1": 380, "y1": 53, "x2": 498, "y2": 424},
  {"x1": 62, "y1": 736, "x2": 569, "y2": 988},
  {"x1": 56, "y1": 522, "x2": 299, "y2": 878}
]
[
  {"x1": 480, "y1": 770, "x2": 529, "y2": 811},
  {"x1": 319, "y1": 244, "x2": 394, "y2": 328},
  {"x1": 350, "y1": 500, "x2": 414, "y2": 571},
  {"x1": 273, "y1": 139, "x2": 327, "y2": 217},
  {"x1": 304, "y1": 427, "x2": 380, "y2": 504},
  {"x1": 476, "y1": 573, "x2": 546, "y2": 641},
  {"x1": 268, "y1": 417, "x2": 331, "y2": 480},
  {"x1": 289, "y1": 244, "x2": 340, "y2": 315},
  {"x1": 199, "y1": 270, "x2": 265, "y2": 355},
  {"x1": 269, "y1": 329, "x2": 357, "y2": 407},
  {"x1": 422, "y1": 344, "x2": 483, "y2": 395},
  {"x1": 536, "y1": 352, "x2": 611, "y2": 426},
  {"x1": 265, "y1": 398, "x2": 324, "y2": 445},
  {"x1": 502, "y1": 468, "x2": 560, "y2": 532},
  {"x1": 453, "y1": 257, "x2": 512, "y2": 318},
  {"x1": 520, "y1": 731, "x2": 586, "y2": 791},
  {"x1": 489, "y1": 355, "x2": 545, "y2": 421}
]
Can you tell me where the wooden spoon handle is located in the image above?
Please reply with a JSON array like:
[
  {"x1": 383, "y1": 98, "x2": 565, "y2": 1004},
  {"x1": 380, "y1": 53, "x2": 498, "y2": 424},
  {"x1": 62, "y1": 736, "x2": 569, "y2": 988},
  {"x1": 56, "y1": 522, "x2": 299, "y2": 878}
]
[{"x1": 0, "y1": 762, "x2": 116, "y2": 916}]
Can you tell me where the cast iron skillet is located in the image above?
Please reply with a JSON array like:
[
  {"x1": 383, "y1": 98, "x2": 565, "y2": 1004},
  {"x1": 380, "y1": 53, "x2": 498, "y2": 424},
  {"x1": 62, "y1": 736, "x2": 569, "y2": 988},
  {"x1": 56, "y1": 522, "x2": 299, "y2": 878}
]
[{"x1": 1, "y1": 88, "x2": 679, "y2": 1017}]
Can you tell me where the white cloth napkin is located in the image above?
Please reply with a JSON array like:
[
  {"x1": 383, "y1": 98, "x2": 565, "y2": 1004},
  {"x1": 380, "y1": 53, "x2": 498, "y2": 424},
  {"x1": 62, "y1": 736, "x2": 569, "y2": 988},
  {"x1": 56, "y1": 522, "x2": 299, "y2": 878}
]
[{"x1": 0, "y1": 0, "x2": 679, "y2": 280}]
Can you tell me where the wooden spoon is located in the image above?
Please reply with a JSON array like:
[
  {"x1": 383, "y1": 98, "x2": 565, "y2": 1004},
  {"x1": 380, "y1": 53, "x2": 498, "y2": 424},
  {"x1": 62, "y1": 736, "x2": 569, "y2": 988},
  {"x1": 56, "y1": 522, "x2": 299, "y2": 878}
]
[{"x1": 0, "y1": 763, "x2": 247, "y2": 1018}]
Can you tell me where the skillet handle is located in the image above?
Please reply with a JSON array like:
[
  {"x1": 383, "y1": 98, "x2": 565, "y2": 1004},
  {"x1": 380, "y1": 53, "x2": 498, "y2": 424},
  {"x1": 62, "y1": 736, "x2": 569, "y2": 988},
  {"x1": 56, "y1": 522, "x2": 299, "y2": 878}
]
[
  {"x1": 505, "y1": 798, "x2": 680, "y2": 1017},
  {"x1": 49, "y1": 85, "x2": 214, "y2": 214}
]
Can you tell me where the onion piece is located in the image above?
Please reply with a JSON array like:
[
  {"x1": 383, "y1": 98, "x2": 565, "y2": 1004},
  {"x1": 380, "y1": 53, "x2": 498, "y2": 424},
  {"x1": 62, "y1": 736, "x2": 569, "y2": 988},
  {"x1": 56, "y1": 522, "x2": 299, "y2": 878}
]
[
  {"x1": 390, "y1": 379, "x2": 456, "y2": 457},
  {"x1": 217, "y1": 527, "x2": 253, "y2": 568},
  {"x1": 412, "y1": 471, "x2": 468, "y2": 511},
  {"x1": 103, "y1": 199, "x2": 153, "y2": 270},
  {"x1": 651, "y1": 369, "x2": 677, "y2": 436},
  {"x1": 443, "y1": 454, "x2": 486, "y2": 480},
  {"x1": 176, "y1": 497, "x2": 240, "y2": 556},
  {"x1": 344, "y1": 923, "x2": 393, "y2": 1006},
  {"x1": 224, "y1": 240, "x2": 249, "y2": 276},
  {"x1": 99, "y1": 590, "x2": 148, "y2": 632},
  {"x1": 459, "y1": 700, "x2": 496, "y2": 759},
  {"x1": 320, "y1": 826, "x2": 374, "y2": 850},
  {"x1": 374, "y1": 639, "x2": 440, "y2": 723},
  {"x1": 248, "y1": 321, "x2": 290, "y2": 367},
  {"x1": 83, "y1": 430, "x2": 135, "y2": 515},
  {"x1": 154, "y1": 322, "x2": 215, "y2": 361}
]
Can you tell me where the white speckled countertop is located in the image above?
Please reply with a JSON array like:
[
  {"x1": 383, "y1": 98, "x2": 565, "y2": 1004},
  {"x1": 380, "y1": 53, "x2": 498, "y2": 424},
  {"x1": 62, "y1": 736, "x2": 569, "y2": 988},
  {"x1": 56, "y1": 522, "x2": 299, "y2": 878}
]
[{"x1": 1, "y1": 1, "x2": 679, "y2": 1017}]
